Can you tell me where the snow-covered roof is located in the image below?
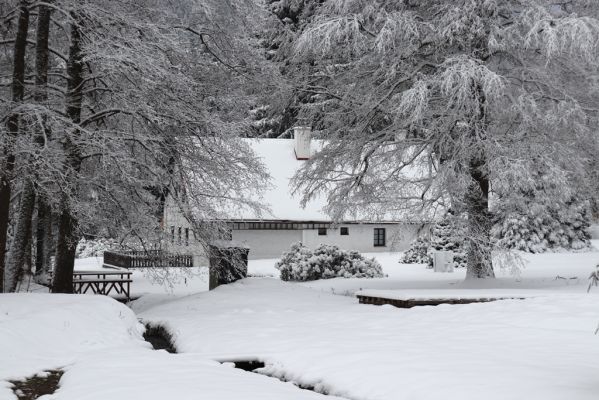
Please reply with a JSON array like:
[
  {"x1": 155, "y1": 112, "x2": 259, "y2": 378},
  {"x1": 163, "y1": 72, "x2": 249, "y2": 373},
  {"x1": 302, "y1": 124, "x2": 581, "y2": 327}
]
[
  {"x1": 237, "y1": 138, "x2": 330, "y2": 221},
  {"x1": 226, "y1": 138, "x2": 427, "y2": 223}
]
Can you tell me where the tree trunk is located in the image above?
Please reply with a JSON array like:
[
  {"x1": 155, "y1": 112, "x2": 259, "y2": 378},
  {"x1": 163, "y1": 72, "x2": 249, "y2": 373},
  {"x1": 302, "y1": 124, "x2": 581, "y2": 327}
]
[
  {"x1": 34, "y1": 3, "x2": 51, "y2": 104},
  {"x1": 6, "y1": 2, "x2": 53, "y2": 291},
  {"x1": 52, "y1": 16, "x2": 83, "y2": 294},
  {"x1": 6, "y1": 181, "x2": 36, "y2": 292},
  {"x1": 52, "y1": 205, "x2": 78, "y2": 293},
  {"x1": 35, "y1": 196, "x2": 53, "y2": 278},
  {"x1": 29, "y1": 2, "x2": 53, "y2": 281},
  {"x1": 0, "y1": 0, "x2": 30, "y2": 292},
  {"x1": 465, "y1": 156, "x2": 494, "y2": 279}
]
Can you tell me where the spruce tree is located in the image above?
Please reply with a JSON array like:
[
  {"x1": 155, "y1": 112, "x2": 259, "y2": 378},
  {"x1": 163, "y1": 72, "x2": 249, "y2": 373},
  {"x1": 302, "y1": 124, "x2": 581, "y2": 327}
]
[
  {"x1": 494, "y1": 199, "x2": 591, "y2": 253},
  {"x1": 428, "y1": 218, "x2": 467, "y2": 269}
]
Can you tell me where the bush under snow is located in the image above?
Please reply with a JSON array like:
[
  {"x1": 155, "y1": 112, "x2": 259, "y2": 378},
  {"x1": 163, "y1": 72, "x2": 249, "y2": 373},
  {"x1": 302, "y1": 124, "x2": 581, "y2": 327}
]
[
  {"x1": 275, "y1": 243, "x2": 384, "y2": 281},
  {"x1": 400, "y1": 236, "x2": 431, "y2": 264},
  {"x1": 76, "y1": 237, "x2": 118, "y2": 258}
]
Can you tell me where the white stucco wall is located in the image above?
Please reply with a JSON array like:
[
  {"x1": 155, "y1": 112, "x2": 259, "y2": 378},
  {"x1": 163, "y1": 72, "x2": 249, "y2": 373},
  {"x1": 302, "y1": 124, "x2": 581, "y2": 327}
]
[
  {"x1": 232, "y1": 229, "x2": 303, "y2": 260},
  {"x1": 301, "y1": 224, "x2": 422, "y2": 254},
  {"x1": 232, "y1": 223, "x2": 425, "y2": 259},
  {"x1": 162, "y1": 196, "x2": 208, "y2": 266},
  {"x1": 164, "y1": 196, "x2": 427, "y2": 261}
]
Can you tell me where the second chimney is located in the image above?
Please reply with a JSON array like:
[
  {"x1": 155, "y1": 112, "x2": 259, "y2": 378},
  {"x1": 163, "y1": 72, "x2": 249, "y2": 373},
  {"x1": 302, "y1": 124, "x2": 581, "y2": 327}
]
[{"x1": 293, "y1": 126, "x2": 311, "y2": 160}]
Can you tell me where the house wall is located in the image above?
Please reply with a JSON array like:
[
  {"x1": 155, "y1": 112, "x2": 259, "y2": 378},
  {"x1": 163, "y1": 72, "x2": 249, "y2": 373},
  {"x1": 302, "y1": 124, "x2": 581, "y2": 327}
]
[
  {"x1": 164, "y1": 196, "x2": 427, "y2": 261},
  {"x1": 232, "y1": 223, "x2": 425, "y2": 260},
  {"x1": 232, "y1": 229, "x2": 303, "y2": 259},
  {"x1": 301, "y1": 223, "x2": 421, "y2": 254},
  {"x1": 161, "y1": 196, "x2": 208, "y2": 266}
]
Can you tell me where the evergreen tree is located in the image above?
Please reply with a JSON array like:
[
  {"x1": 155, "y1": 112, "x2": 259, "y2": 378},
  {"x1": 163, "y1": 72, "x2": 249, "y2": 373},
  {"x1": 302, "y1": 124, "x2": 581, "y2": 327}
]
[
  {"x1": 400, "y1": 236, "x2": 431, "y2": 264},
  {"x1": 494, "y1": 199, "x2": 591, "y2": 253},
  {"x1": 493, "y1": 162, "x2": 592, "y2": 253},
  {"x1": 428, "y1": 219, "x2": 467, "y2": 269}
]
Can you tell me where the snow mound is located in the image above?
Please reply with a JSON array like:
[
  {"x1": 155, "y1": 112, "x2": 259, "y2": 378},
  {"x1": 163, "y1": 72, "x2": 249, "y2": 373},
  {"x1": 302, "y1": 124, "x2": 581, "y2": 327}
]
[
  {"x1": 0, "y1": 293, "x2": 146, "y2": 398},
  {"x1": 54, "y1": 348, "x2": 343, "y2": 400},
  {"x1": 140, "y1": 278, "x2": 599, "y2": 400}
]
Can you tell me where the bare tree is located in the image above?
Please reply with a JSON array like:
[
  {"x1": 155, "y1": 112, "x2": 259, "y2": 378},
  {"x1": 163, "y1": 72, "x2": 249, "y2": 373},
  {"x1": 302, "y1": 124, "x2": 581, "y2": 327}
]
[
  {"x1": 1, "y1": 0, "x2": 30, "y2": 292},
  {"x1": 6, "y1": 0, "x2": 51, "y2": 287},
  {"x1": 0, "y1": 0, "x2": 278, "y2": 291}
]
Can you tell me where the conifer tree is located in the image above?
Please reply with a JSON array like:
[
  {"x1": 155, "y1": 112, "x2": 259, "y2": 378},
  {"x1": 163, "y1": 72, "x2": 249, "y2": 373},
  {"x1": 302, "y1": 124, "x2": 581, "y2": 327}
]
[{"x1": 428, "y1": 218, "x2": 467, "y2": 269}]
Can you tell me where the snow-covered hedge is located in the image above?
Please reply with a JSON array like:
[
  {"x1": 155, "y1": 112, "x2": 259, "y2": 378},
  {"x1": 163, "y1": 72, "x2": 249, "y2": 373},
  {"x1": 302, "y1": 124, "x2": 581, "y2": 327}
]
[
  {"x1": 275, "y1": 243, "x2": 384, "y2": 281},
  {"x1": 400, "y1": 237, "x2": 431, "y2": 264},
  {"x1": 76, "y1": 238, "x2": 118, "y2": 258}
]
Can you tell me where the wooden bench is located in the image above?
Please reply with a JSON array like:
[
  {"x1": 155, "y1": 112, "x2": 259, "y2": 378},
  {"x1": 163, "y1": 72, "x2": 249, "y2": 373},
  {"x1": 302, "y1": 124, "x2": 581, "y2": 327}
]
[{"x1": 72, "y1": 270, "x2": 132, "y2": 300}]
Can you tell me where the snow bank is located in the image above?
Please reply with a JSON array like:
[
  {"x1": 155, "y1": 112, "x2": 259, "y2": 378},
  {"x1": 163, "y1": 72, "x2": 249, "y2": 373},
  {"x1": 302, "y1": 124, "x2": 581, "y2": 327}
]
[
  {"x1": 1, "y1": 293, "x2": 342, "y2": 400},
  {"x1": 140, "y1": 278, "x2": 599, "y2": 400},
  {"x1": 0, "y1": 294, "x2": 146, "y2": 398},
  {"x1": 53, "y1": 348, "x2": 343, "y2": 400}
]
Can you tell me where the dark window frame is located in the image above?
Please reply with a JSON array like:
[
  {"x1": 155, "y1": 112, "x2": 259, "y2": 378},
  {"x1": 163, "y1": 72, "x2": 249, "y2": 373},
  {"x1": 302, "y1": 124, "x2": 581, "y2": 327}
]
[
  {"x1": 340, "y1": 227, "x2": 349, "y2": 236},
  {"x1": 374, "y1": 228, "x2": 386, "y2": 247},
  {"x1": 318, "y1": 227, "x2": 327, "y2": 236}
]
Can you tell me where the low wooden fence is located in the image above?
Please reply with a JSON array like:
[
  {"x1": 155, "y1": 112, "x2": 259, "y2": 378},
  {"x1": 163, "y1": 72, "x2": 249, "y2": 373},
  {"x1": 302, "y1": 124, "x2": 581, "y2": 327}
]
[{"x1": 104, "y1": 250, "x2": 193, "y2": 269}]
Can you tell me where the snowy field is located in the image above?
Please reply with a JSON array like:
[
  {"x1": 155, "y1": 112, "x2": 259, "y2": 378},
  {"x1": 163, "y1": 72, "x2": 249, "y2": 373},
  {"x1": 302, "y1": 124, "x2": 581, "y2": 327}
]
[{"x1": 2, "y1": 246, "x2": 599, "y2": 399}]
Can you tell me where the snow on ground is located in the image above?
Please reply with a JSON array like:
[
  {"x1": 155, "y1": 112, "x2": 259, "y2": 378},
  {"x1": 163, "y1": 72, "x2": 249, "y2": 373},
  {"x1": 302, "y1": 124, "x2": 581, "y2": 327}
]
[
  {"x1": 0, "y1": 294, "x2": 146, "y2": 399},
  {"x1": 74, "y1": 257, "x2": 209, "y2": 299},
  {"x1": 3, "y1": 246, "x2": 599, "y2": 400},
  {"x1": 0, "y1": 294, "x2": 343, "y2": 400},
  {"x1": 248, "y1": 248, "x2": 599, "y2": 297},
  {"x1": 136, "y1": 246, "x2": 599, "y2": 400},
  {"x1": 24, "y1": 257, "x2": 210, "y2": 316},
  {"x1": 138, "y1": 278, "x2": 599, "y2": 400},
  {"x1": 53, "y1": 348, "x2": 344, "y2": 400}
]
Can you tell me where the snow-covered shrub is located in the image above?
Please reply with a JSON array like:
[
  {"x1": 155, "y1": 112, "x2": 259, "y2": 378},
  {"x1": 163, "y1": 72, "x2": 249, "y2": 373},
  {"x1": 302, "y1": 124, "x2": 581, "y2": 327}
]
[
  {"x1": 275, "y1": 242, "x2": 384, "y2": 281},
  {"x1": 494, "y1": 199, "x2": 591, "y2": 253},
  {"x1": 400, "y1": 236, "x2": 431, "y2": 264},
  {"x1": 76, "y1": 237, "x2": 118, "y2": 258}
]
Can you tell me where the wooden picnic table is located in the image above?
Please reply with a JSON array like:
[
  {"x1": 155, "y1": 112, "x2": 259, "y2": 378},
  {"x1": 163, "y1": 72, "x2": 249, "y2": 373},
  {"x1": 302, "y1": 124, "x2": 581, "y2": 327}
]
[{"x1": 72, "y1": 269, "x2": 132, "y2": 300}]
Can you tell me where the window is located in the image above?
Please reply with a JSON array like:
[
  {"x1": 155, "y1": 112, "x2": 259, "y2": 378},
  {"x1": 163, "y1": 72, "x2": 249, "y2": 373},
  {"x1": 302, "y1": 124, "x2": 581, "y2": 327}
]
[
  {"x1": 374, "y1": 228, "x2": 386, "y2": 247},
  {"x1": 340, "y1": 227, "x2": 349, "y2": 236},
  {"x1": 318, "y1": 227, "x2": 327, "y2": 236},
  {"x1": 177, "y1": 227, "x2": 182, "y2": 245},
  {"x1": 170, "y1": 226, "x2": 175, "y2": 244},
  {"x1": 184, "y1": 228, "x2": 189, "y2": 246}
]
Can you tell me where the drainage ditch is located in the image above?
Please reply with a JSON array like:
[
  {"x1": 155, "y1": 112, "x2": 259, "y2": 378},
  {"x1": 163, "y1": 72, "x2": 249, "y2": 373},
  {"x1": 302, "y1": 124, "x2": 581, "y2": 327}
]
[
  {"x1": 141, "y1": 323, "x2": 341, "y2": 398},
  {"x1": 143, "y1": 323, "x2": 177, "y2": 353},
  {"x1": 9, "y1": 369, "x2": 64, "y2": 400},
  {"x1": 226, "y1": 360, "x2": 331, "y2": 395}
]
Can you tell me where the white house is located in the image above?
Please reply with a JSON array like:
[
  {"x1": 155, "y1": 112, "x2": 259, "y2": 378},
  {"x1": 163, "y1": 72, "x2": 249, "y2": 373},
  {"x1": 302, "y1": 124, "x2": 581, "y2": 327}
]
[{"x1": 162, "y1": 127, "x2": 427, "y2": 261}]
